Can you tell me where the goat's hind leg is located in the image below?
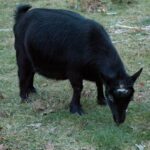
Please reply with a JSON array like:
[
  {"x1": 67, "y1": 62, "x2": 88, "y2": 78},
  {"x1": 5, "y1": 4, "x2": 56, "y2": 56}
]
[
  {"x1": 96, "y1": 80, "x2": 106, "y2": 105},
  {"x1": 16, "y1": 49, "x2": 35, "y2": 102},
  {"x1": 28, "y1": 71, "x2": 36, "y2": 94}
]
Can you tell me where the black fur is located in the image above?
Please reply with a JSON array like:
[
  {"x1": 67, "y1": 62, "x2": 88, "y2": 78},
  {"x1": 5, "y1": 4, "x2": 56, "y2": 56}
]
[
  {"x1": 13, "y1": 5, "x2": 142, "y2": 124},
  {"x1": 14, "y1": 4, "x2": 31, "y2": 21}
]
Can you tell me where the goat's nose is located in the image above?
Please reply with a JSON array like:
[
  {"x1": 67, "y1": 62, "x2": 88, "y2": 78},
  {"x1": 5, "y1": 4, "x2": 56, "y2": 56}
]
[{"x1": 113, "y1": 112, "x2": 126, "y2": 125}]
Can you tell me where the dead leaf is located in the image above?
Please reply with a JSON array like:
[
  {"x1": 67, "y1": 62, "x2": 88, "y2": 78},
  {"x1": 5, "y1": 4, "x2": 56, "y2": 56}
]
[
  {"x1": 42, "y1": 83, "x2": 48, "y2": 87},
  {"x1": 0, "y1": 137, "x2": 5, "y2": 142},
  {"x1": 82, "y1": 89, "x2": 93, "y2": 98},
  {"x1": 45, "y1": 142, "x2": 54, "y2": 150},
  {"x1": 139, "y1": 82, "x2": 145, "y2": 87},
  {"x1": 0, "y1": 93, "x2": 4, "y2": 100},
  {"x1": 135, "y1": 93, "x2": 145, "y2": 103},
  {"x1": 0, "y1": 112, "x2": 9, "y2": 118},
  {"x1": 106, "y1": 12, "x2": 117, "y2": 15},
  {"x1": 42, "y1": 109, "x2": 55, "y2": 116},
  {"x1": 135, "y1": 144, "x2": 145, "y2": 150},
  {"x1": 0, "y1": 144, "x2": 7, "y2": 150},
  {"x1": 32, "y1": 100, "x2": 47, "y2": 112},
  {"x1": 27, "y1": 123, "x2": 42, "y2": 128}
]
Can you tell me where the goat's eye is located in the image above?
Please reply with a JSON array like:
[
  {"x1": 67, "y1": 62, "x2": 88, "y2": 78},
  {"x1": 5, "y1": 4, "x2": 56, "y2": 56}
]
[{"x1": 108, "y1": 95, "x2": 114, "y2": 102}]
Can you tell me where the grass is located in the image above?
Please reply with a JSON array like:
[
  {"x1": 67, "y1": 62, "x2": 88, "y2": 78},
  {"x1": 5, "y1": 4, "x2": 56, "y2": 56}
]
[{"x1": 0, "y1": 0, "x2": 150, "y2": 149}]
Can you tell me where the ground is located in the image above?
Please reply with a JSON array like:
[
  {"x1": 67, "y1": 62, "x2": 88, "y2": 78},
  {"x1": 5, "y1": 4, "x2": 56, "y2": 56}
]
[{"x1": 0, "y1": 0, "x2": 150, "y2": 150}]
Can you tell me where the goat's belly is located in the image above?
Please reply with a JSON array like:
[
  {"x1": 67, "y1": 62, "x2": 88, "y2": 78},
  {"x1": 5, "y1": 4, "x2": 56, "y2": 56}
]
[{"x1": 34, "y1": 65, "x2": 67, "y2": 80}]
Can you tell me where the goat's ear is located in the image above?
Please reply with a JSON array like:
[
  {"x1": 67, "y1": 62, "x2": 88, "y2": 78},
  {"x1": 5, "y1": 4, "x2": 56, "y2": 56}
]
[{"x1": 131, "y1": 68, "x2": 143, "y2": 83}]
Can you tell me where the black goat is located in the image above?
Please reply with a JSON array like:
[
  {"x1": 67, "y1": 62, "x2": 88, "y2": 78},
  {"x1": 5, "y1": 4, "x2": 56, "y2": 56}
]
[{"x1": 13, "y1": 4, "x2": 142, "y2": 125}]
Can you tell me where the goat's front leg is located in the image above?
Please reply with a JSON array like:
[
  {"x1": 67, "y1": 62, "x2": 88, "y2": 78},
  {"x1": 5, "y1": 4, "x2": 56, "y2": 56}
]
[
  {"x1": 68, "y1": 72, "x2": 84, "y2": 115},
  {"x1": 96, "y1": 80, "x2": 106, "y2": 105}
]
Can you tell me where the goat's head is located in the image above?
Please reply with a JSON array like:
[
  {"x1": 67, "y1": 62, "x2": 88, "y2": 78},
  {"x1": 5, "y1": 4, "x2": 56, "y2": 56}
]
[{"x1": 105, "y1": 68, "x2": 142, "y2": 125}]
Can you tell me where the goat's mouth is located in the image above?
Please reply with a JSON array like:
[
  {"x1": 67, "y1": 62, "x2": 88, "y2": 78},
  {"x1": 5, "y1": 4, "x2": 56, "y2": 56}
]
[
  {"x1": 105, "y1": 96, "x2": 126, "y2": 125},
  {"x1": 113, "y1": 112, "x2": 126, "y2": 125}
]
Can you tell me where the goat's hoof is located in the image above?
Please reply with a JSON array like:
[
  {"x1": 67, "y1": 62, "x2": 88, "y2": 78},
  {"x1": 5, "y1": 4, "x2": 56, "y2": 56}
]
[
  {"x1": 97, "y1": 98, "x2": 107, "y2": 106},
  {"x1": 21, "y1": 98, "x2": 31, "y2": 103},
  {"x1": 70, "y1": 105, "x2": 84, "y2": 115},
  {"x1": 28, "y1": 87, "x2": 36, "y2": 93}
]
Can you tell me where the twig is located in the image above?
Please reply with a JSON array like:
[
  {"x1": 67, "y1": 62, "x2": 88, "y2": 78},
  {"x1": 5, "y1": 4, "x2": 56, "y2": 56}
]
[
  {"x1": 0, "y1": 28, "x2": 11, "y2": 32},
  {"x1": 115, "y1": 24, "x2": 150, "y2": 32}
]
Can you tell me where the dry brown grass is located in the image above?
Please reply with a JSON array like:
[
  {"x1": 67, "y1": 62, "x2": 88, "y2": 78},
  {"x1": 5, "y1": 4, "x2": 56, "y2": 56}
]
[
  {"x1": 67, "y1": 0, "x2": 107, "y2": 12},
  {"x1": 111, "y1": 0, "x2": 136, "y2": 4}
]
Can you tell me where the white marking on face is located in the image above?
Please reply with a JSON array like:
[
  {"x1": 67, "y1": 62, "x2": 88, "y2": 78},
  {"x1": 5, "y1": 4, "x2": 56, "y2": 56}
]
[
  {"x1": 117, "y1": 88, "x2": 128, "y2": 94},
  {"x1": 116, "y1": 83, "x2": 129, "y2": 94},
  {"x1": 126, "y1": 109, "x2": 128, "y2": 112}
]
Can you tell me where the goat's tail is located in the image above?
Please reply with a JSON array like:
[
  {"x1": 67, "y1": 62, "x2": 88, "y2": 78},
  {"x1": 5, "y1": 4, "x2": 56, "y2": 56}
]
[{"x1": 14, "y1": 4, "x2": 32, "y2": 22}]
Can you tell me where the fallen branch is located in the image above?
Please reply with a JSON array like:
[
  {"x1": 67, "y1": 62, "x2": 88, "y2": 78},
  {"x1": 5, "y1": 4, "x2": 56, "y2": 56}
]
[
  {"x1": 115, "y1": 24, "x2": 150, "y2": 32},
  {"x1": 0, "y1": 28, "x2": 11, "y2": 32}
]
